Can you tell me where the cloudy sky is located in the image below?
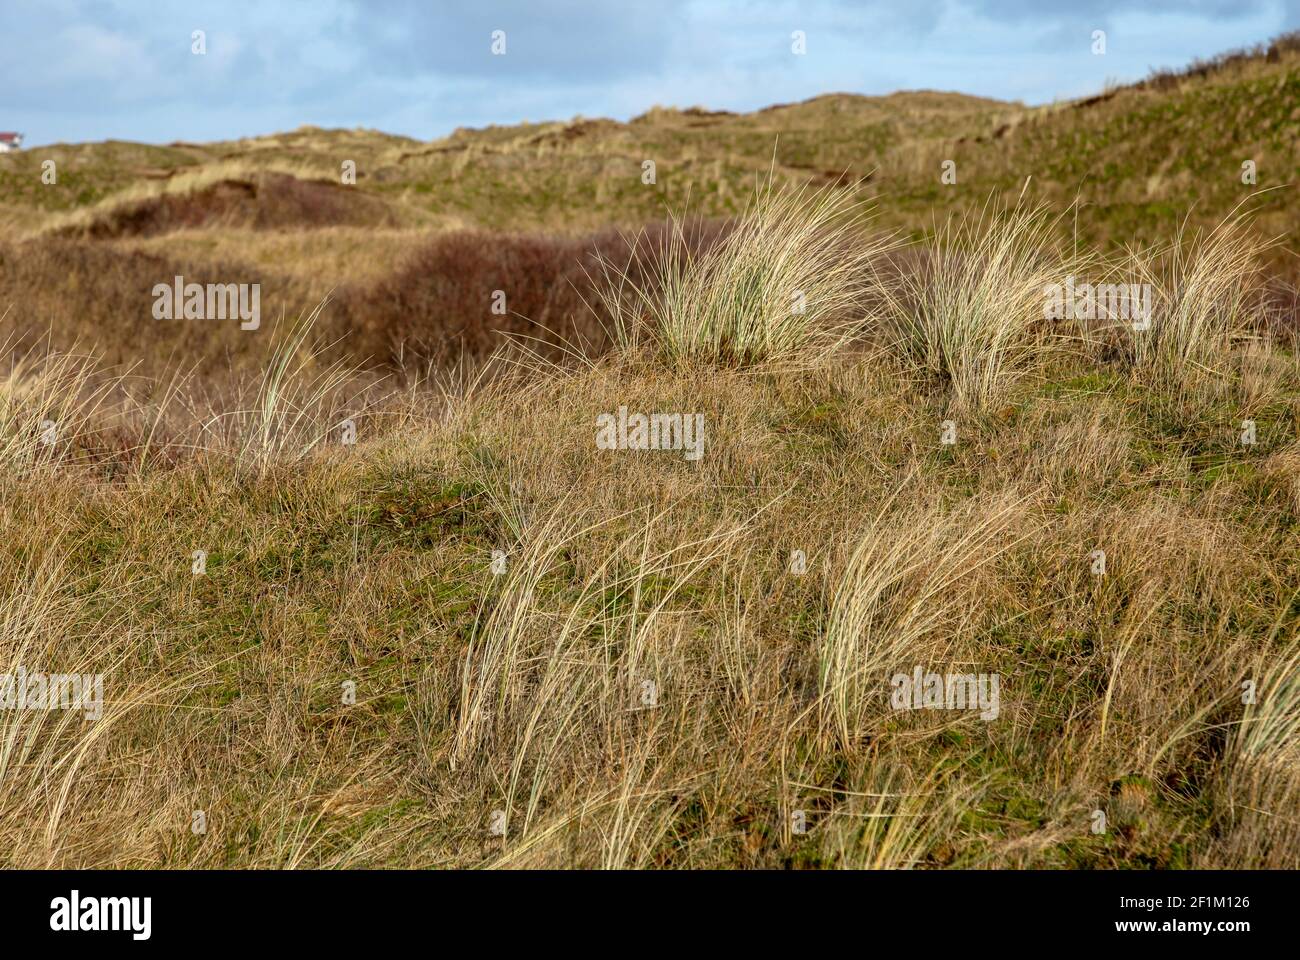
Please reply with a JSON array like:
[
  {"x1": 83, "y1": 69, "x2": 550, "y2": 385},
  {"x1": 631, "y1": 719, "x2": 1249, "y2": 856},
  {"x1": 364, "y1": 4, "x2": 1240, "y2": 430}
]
[{"x1": 3, "y1": 0, "x2": 1297, "y2": 147}]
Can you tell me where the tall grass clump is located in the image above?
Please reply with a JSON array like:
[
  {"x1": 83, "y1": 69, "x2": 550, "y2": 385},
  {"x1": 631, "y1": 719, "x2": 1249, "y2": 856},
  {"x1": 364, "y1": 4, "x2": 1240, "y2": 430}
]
[
  {"x1": 0, "y1": 544, "x2": 158, "y2": 865},
  {"x1": 877, "y1": 199, "x2": 1067, "y2": 410},
  {"x1": 199, "y1": 302, "x2": 372, "y2": 472},
  {"x1": 1232, "y1": 629, "x2": 1300, "y2": 775},
  {"x1": 817, "y1": 490, "x2": 1022, "y2": 750},
  {"x1": 1124, "y1": 211, "x2": 1270, "y2": 383},
  {"x1": 599, "y1": 179, "x2": 893, "y2": 367},
  {"x1": 1213, "y1": 619, "x2": 1300, "y2": 866},
  {"x1": 0, "y1": 332, "x2": 121, "y2": 471},
  {"x1": 443, "y1": 494, "x2": 753, "y2": 866}
]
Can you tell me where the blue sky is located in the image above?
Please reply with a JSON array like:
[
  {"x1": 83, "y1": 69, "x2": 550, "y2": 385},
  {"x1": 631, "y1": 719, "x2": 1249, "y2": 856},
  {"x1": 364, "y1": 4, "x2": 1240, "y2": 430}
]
[{"x1": 3, "y1": 0, "x2": 1297, "y2": 147}]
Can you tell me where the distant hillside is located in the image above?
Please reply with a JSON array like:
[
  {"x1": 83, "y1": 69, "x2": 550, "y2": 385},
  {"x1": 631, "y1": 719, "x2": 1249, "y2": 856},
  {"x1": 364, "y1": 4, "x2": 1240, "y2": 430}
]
[
  {"x1": 2, "y1": 34, "x2": 1297, "y2": 257},
  {"x1": 0, "y1": 32, "x2": 1295, "y2": 382}
]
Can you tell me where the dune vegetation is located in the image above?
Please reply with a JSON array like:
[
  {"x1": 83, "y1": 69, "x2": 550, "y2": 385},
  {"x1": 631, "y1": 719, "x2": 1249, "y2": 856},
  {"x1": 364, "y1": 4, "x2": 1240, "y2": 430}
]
[{"x1": 0, "y1": 35, "x2": 1297, "y2": 869}]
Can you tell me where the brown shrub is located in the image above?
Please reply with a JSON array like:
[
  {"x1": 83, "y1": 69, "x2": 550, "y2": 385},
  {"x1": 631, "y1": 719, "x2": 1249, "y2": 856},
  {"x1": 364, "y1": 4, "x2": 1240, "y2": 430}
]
[
  {"x1": 0, "y1": 237, "x2": 302, "y2": 382},
  {"x1": 336, "y1": 219, "x2": 730, "y2": 368},
  {"x1": 54, "y1": 172, "x2": 399, "y2": 239},
  {"x1": 0, "y1": 220, "x2": 732, "y2": 389}
]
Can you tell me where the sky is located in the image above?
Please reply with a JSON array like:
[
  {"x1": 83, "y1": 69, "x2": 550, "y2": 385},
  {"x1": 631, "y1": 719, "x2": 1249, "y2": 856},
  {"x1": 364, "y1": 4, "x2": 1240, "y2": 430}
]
[{"x1": 2, "y1": 0, "x2": 1298, "y2": 147}]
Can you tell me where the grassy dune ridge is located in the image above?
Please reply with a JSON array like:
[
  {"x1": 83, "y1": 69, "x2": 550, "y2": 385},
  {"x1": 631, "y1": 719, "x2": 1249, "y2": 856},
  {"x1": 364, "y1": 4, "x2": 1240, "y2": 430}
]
[
  {"x1": 4, "y1": 34, "x2": 1298, "y2": 244},
  {"x1": 2, "y1": 32, "x2": 1296, "y2": 381},
  {"x1": 0, "y1": 37, "x2": 1298, "y2": 869}
]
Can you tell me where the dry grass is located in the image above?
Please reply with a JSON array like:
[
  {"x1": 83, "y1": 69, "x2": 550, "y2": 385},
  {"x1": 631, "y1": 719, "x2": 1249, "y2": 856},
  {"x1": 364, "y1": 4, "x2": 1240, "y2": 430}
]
[
  {"x1": 598, "y1": 179, "x2": 893, "y2": 367},
  {"x1": 876, "y1": 198, "x2": 1074, "y2": 409},
  {"x1": 0, "y1": 331, "x2": 125, "y2": 469},
  {"x1": 3, "y1": 35, "x2": 1296, "y2": 869},
  {"x1": 1123, "y1": 210, "x2": 1274, "y2": 383},
  {"x1": 0, "y1": 165, "x2": 1297, "y2": 872}
]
